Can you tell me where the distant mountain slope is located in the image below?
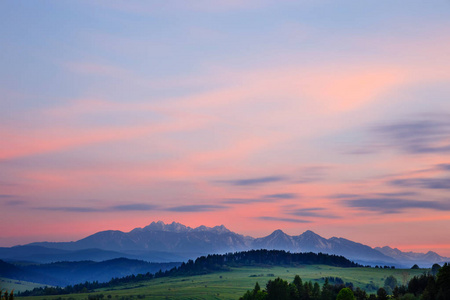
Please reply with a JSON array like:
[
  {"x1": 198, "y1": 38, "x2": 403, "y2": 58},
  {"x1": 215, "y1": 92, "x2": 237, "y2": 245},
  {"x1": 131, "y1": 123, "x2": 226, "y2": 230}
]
[
  {"x1": 252, "y1": 229, "x2": 296, "y2": 250},
  {"x1": 0, "y1": 245, "x2": 140, "y2": 263},
  {"x1": 0, "y1": 260, "x2": 58, "y2": 285},
  {"x1": 21, "y1": 258, "x2": 180, "y2": 286},
  {"x1": 30, "y1": 221, "x2": 253, "y2": 254},
  {"x1": 375, "y1": 246, "x2": 449, "y2": 266},
  {"x1": 0, "y1": 245, "x2": 70, "y2": 261},
  {"x1": 2, "y1": 258, "x2": 180, "y2": 287},
  {"x1": 20, "y1": 250, "x2": 361, "y2": 294},
  {"x1": 293, "y1": 230, "x2": 332, "y2": 252},
  {"x1": 252, "y1": 229, "x2": 394, "y2": 265},
  {"x1": 4, "y1": 221, "x2": 448, "y2": 267}
]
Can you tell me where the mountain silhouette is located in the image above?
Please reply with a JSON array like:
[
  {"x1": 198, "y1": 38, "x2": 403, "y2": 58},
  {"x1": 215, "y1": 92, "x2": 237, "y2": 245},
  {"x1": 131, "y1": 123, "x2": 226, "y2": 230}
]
[{"x1": 3, "y1": 221, "x2": 448, "y2": 267}]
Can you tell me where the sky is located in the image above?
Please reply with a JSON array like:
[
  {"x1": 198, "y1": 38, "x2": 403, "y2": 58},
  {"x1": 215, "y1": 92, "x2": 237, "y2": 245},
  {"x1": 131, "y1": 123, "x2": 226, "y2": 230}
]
[{"x1": 1, "y1": 0, "x2": 450, "y2": 256}]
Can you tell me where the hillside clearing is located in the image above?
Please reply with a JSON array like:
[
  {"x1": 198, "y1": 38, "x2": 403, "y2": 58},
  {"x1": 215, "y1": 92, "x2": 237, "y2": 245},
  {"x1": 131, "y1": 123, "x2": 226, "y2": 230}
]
[{"x1": 16, "y1": 265, "x2": 426, "y2": 300}]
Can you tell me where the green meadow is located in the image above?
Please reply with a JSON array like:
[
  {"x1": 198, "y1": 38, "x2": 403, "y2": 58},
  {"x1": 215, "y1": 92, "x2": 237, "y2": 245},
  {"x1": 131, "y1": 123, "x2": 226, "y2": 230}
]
[
  {"x1": 1, "y1": 277, "x2": 48, "y2": 293},
  {"x1": 15, "y1": 266, "x2": 426, "y2": 300}
]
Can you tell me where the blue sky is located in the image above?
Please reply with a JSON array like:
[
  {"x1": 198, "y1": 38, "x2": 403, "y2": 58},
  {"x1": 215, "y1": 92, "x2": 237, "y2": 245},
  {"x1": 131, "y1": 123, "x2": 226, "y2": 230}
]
[{"x1": 1, "y1": 0, "x2": 450, "y2": 256}]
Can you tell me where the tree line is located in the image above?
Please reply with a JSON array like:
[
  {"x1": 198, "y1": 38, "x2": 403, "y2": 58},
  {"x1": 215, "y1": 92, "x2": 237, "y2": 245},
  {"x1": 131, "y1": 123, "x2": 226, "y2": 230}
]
[
  {"x1": 1, "y1": 289, "x2": 14, "y2": 300},
  {"x1": 17, "y1": 250, "x2": 361, "y2": 297},
  {"x1": 239, "y1": 263, "x2": 450, "y2": 300}
]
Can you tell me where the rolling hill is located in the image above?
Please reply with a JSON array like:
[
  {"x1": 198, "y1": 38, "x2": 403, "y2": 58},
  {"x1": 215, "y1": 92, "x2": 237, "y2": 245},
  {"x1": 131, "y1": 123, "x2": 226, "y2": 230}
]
[{"x1": 1, "y1": 258, "x2": 180, "y2": 287}]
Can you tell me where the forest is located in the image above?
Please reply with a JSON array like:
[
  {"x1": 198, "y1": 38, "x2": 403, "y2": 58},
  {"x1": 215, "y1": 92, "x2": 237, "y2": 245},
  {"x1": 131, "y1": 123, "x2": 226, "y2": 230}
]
[
  {"x1": 17, "y1": 250, "x2": 360, "y2": 296},
  {"x1": 239, "y1": 263, "x2": 450, "y2": 300},
  {"x1": 12, "y1": 251, "x2": 450, "y2": 299}
]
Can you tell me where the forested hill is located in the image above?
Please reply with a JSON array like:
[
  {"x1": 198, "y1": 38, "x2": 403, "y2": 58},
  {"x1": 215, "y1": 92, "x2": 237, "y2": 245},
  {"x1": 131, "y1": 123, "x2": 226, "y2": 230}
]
[
  {"x1": 183, "y1": 249, "x2": 362, "y2": 271},
  {"x1": 19, "y1": 250, "x2": 361, "y2": 296}
]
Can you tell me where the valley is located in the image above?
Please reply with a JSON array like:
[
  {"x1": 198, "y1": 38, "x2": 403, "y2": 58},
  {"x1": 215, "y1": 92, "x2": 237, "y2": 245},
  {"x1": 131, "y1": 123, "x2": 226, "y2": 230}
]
[
  {"x1": 14, "y1": 265, "x2": 426, "y2": 300},
  {"x1": 2, "y1": 222, "x2": 449, "y2": 299}
]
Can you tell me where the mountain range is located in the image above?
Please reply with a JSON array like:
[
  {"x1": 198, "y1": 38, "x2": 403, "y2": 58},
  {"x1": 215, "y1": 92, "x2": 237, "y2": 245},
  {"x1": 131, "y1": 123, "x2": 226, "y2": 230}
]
[{"x1": 2, "y1": 221, "x2": 449, "y2": 268}]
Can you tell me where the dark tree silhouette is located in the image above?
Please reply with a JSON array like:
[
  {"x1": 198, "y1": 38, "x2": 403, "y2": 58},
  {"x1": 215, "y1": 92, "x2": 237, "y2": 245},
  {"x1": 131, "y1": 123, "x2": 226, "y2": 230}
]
[
  {"x1": 336, "y1": 288, "x2": 355, "y2": 300},
  {"x1": 376, "y1": 287, "x2": 387, "y2": 300}
]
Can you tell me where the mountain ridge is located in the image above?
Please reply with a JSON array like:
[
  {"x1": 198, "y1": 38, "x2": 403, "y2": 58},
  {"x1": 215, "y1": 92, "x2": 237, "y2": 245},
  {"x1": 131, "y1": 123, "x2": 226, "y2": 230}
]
[{"x1": 5, "y1": 221, "x2": 449, "y2": 267}]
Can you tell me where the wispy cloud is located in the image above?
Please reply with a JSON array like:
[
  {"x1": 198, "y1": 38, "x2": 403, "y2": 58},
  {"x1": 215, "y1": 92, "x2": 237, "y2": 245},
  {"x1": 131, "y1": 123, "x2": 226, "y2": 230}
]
[
  {"x1": 35, "y1": 206, "x2": 102, "y2": 213},
  {"x1": 328, "y1": 194, "x2": 359, "y2": 199},
  {"x1": 222, "y1": 193, "x2": 298, "y2": 204},
  {"x1": 4, "y1": 199, "x2": 27, "y2": 206},
  {"x1": 295, "y1": 166, "x2": 330, "y2": 184},
  {"x1": 222, "y1": 198, "x2": 267, "y2": 204},
  {"x1": 165, "y1": 204, "x2": 228, "y2": 212},
  {"x1": 348, "y1": 115, "x2": 450, "y2": 155},
  {"x1": 390, "y1": 178, "x2": 450, "y2": 190},
  {"x1": 344, "y1": 198, "x2": 450, "y2": 213},
  {"x1": 92, "y1": 0, "x2": 271, "y2": 14},
  {"x1": 110, "y1": 204, "x2": 158, "y2": 211},
  {"x1": 0, "y1": 182, "x2": 17, "y2": 187},
  {"x1": 352, "y1": 115, "x2": 450, "y2": 156},
  {"x1": 436, "y1": 164, "x2": 450, "y2": 171},
  {"x1": 375, "y1": 191, "x2": 418, "y2": 197},
  {"x1": 257, "y1": 216, "x2": 311, "y2": 223},
  {"x1": 374, "y1": 117, "x2": 450, "y2": 154},
  {"x1": 287, "y1": 207, "x2": 339, "y2": 219},
  {"x1": 34, "y1": 203, "x2": 158, "y2": 213},
  {"x1": 32, "y1": 202, "x2": 229, "y2": 213},
  {"x1": 329, "y1": 192, "x2": 417, "y2": 200},
  {"x1": 217, "y1": 176, "x2": 286, "y2": 186},
  {"x1": 264, "y1": 193, "x2": 298, "y2": 199}
]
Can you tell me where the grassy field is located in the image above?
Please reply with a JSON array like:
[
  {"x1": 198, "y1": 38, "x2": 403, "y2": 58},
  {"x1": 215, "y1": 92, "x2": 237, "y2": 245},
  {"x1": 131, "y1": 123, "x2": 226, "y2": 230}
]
[
  {"x1": 1, "y1": 277, "x2": 49, "y2": 293},
  {"x1": 15, "y1": 265, "x2": 426, "y2": 300}
]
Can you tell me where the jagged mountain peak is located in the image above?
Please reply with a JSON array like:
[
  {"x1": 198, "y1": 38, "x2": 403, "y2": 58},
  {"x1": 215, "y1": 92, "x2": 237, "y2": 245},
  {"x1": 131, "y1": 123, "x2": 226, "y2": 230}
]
[
  {"x1": 142, "y1": 221, "x2": 190, "y2": 233},
  {"x1": 140, "y1": 221, "x2": 232, "y2": 234},
  {"x1": 193, "y1": 224, "x2": 231, "y2": 233},
  {"x1": 253, "y1": 229, "x2": 295, "y2": 250},
  {"x1": 329, "y1": 236, "x2": 347, "y2": 242},
  {"x1": 300, "y1": 230, "x2": 321, "y2": 238},
  {"x1": 18, "y1": 222, "x2": 449, "y2": 267},
  {"x1": 271, "y1": 229, "x2": 286, "y2": 235},
  {"x1": 211, "y1": 225, "x2": 231, "y2": 233},
  {"x1": 296, "y1": 230, "x2": 327, "y2": 244},
  {"x1": 375, "y1": 246, "x2": 403, "y2": 254},
  {"x1": 423, "y1": 251, "x2": 442, "y2": 260}
]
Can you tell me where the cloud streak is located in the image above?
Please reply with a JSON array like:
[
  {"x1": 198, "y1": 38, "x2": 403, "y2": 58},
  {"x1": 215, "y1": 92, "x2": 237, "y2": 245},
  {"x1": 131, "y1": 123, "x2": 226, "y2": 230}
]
[
  {"x1": 35, "y1": 206, "x2": 103, "y2": 213},
  {"x1": 264, "y1": 193, "x2": 298, "y2": 199},
  {"x1": 165, "y1": 205, "x2": 228, "y2": 212},
  {"x1": 110, "y1": 204, "x2": 158, "y2": 211},
  {"x1": 257, "y1": 216, "x2": 311, "y2": 223},
  {"x1": 217, "y1": 176, "x2": 286, "y2": 186},
  {"x1": 370, "y1": 115, "x2": 450, "y2": 155},
  {"x1": 222, "y1": 193, "x2": 299, "y2": 204},
  {"x1": 344, "y1": 198, "x2": 450, "y2": 213},
  {"x1": 348, "y1": 115, "x2": 450, "y2": 156},
  {"x1": 34, "y1": 203, "x2": 158, "y2": 213},
  {"x1": 287, "y1": 208, "x2": 339, "y2": 219},
  {"x1": 437, "y1": 164, "x2": 450, "y2": 171},
  {"x1": 222, "y1": 198, "x2": 268, "y2": 204},
  {"x1": 390, "y1": 178, "x2": 450, "y2": 190}
]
